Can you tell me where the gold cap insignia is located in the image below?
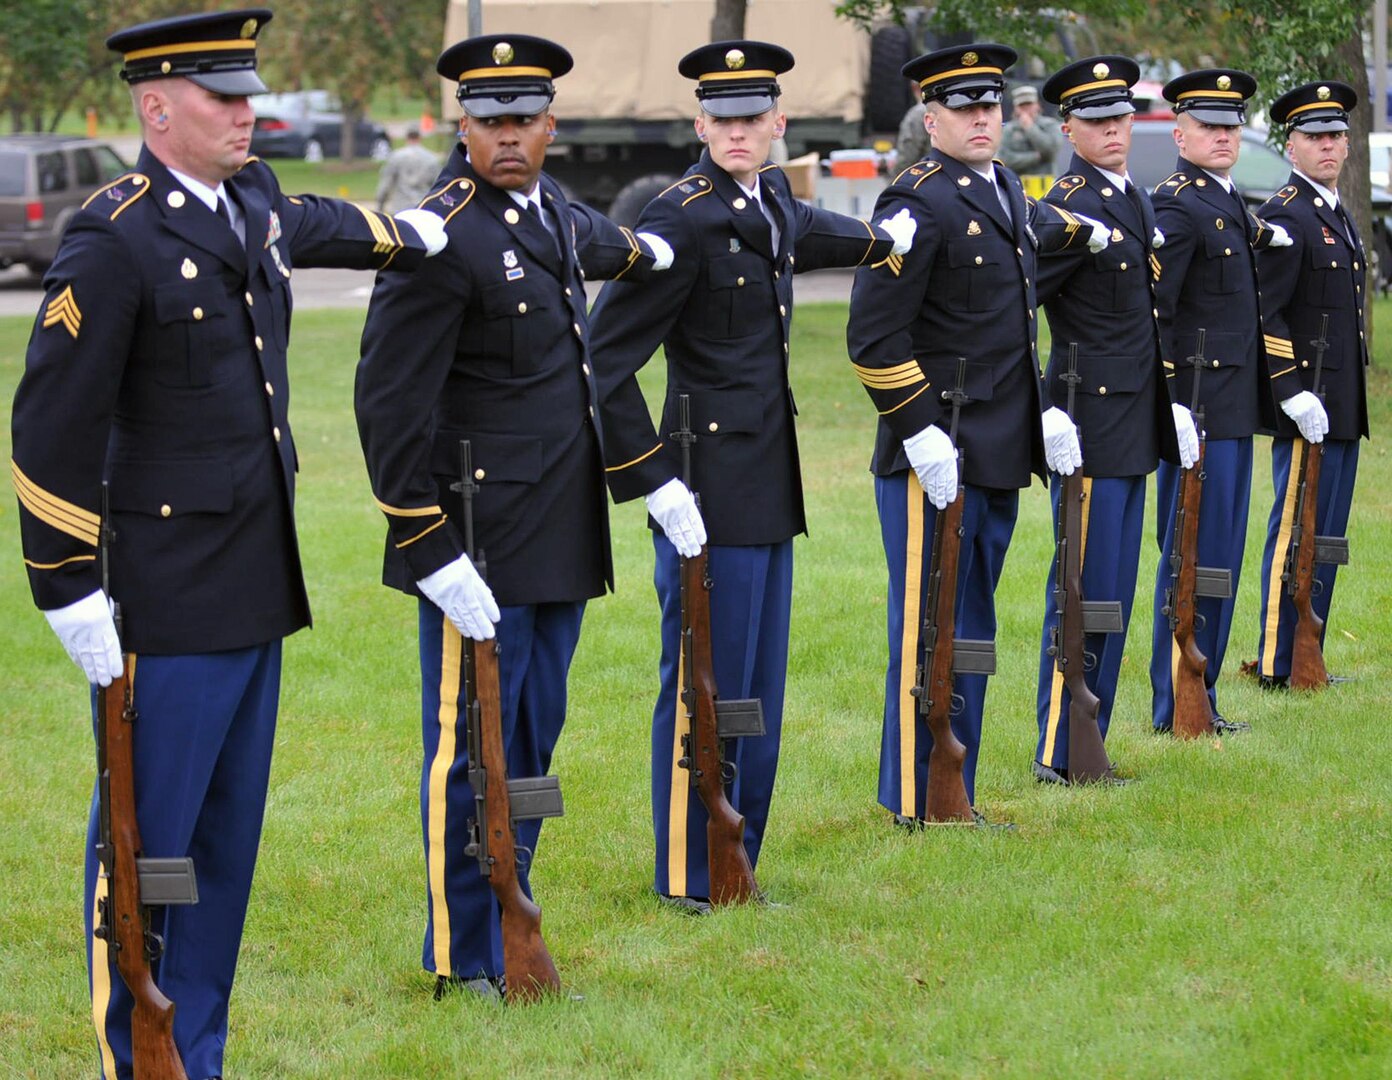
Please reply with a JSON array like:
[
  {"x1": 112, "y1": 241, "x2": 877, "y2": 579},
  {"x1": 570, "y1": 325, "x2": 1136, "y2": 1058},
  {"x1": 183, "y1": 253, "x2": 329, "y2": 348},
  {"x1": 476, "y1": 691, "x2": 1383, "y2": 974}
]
[
  {"x1": 725, "y1": 49, "x2": 746, "y2": 71},
  {"x1": 962, "y1": 51, "x2": 979, "y2": 67},
  {"x1": 1317, "y1": 85, "x2": 1331, "y2": 101},
  {"x1": 240, "y1": 18, "x2": 258, "y2": 39},
  {"x1": 1216, "y1": 75, "x2": 1232, "y2": 91},
  {"x1": 1093, "y1": 63, "x2": 1110, "y2": 80},
  {"x1": 180, "y1": 257, "x2": 197, "y2": 280},
  {"x1": 493, "y1": 42, "x2": 514, "y2": 65},
  {"x1": 967, "y1": 219, "x2": 981, "y2": 236},
  {"x1": 161, "y1": 60, "x2": 172, "y2": 74}
]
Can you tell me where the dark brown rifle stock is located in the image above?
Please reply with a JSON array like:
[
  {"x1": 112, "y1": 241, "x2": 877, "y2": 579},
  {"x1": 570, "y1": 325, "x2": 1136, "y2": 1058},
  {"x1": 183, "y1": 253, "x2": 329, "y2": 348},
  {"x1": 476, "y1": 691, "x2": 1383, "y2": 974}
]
[
  {"x1": 673, "y1": 395, "x2": 764, "y2": 904},
  {"x1": 93, "y1": 483, "x2": 196, "y2": 1080},
  {"x1": 454, "y1": 442, "x2": 562, "y2": 1001},
  {"x1": 1283, "y1": 315, "x2": 1350, "y2": 690},
  {"x1": 1049, "y1": 345, "x2": 1122, "y2": 781},
  {"x1": 910, "y1": 359, "x2": 995, "y2": 820},
  {"x1": 1162, "y1": 329, "x2": 1233, "y2": 737}
]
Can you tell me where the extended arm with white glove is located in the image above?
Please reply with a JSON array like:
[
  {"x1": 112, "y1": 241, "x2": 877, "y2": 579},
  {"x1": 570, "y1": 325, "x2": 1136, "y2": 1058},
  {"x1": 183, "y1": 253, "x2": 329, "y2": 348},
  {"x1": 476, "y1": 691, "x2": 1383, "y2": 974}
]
[
  {"x1": 417, "y1": 553, "x2": 501, "y2": 641},
  {"x1": 1280, "y1": 390, "x2": 1329, "y2": 444},
  {"x1": 394, "y1": 208, "x2": 447, "y2": 256},
  {"x1": 646, "y1": 478, "x2": 707, "y2": 557},
  {"x1": 636, "y1": 232, "x2": 674, "y2": 271},
  {"x1": 877, "y1": 207, "x2": 918, "y2": 255},
  {"x1": 44, "y1": 589, "x2": 122, "y2": 687},
  {"x1": 1171, "y1": 403, "x2": 1200, "y2": 469},
  {"x1": 903, "y1": 424, "x2": 958, "y2": 510},
  {"x1": 1074, "y1": 213, "x2": 1110, "y2": 254},
  {"x1": 1040, "y1": 406, "x2": 1083, "y2": 475}
]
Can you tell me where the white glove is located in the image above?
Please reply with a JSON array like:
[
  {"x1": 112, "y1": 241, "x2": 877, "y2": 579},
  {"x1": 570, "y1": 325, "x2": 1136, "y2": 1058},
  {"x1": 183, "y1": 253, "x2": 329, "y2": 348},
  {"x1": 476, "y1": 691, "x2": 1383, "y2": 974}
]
[
  {"x1": 1041, "y1": 406, "x2": 1083, "y2": 475},
  {"x1": 903, "y1": 424, "x2": 958, "y2": 510},
  {"x1": 394, "y1": 208, "x2": 447, "y2": 257},
  {"x1": 645, "y1": 478, "x2": 706, "y2": 557},
  {"x1": 44, "y1": 589, "x2": 122, "y2": 687},
  {"x1": 1152, "y1": 227, "x2": 1165, "y2": 249},
  {"x1": 878, "y1": 207, "x2": 917, "y2": 256},
  {"x1": 636, "y1": 232, "x2": 674, "y2": 271},
  {"x1": 1267, "y1": 222, "x2": 1293, "y2": 248},
  {"x1": 1075, "y1": 213, "x2": 1109, "y2": 253},
  {"x1": 417, "y1": 553, "x2": 500, "y2": 641},
  {"x1": 1280, "y1": 390, "x2": 1329, "y2": 444},
  {"x1": 1172, "y1": 403, "x2": 1200, "y2": 469}
]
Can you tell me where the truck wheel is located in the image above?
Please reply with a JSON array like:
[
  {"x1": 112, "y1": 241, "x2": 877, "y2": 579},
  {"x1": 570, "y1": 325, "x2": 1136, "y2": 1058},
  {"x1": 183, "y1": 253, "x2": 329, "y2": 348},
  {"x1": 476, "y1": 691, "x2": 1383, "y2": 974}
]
[
  {"x1": 608, "y1": 174, "x2": 678, "y2": 228},
  {"x1": 868, "y1": 26, "x2": 913, "y2": 132}
]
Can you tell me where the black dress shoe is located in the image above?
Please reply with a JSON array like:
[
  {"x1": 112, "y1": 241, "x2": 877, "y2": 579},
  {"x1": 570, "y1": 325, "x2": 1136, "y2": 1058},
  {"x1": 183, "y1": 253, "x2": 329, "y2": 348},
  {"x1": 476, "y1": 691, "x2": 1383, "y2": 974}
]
[
  {"x1": 655, "y1": 892, "x2": 712, "y2": 915},
  {"x1": 1211, "y1": 714, "x2": 1251, "y2": 734},
  {"x1": 434, "y1": 973, "x2": 503, "y2": 1001},
  {"x1": 1032, "y1": 760, "x2": 1069, "y2": 786}
]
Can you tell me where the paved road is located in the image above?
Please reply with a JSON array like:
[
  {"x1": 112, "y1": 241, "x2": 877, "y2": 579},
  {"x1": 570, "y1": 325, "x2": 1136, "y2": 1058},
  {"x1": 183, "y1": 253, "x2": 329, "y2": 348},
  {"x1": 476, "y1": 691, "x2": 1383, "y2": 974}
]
[{"x1": 0, "y1": 263, "x2": 856, "y2": 317}]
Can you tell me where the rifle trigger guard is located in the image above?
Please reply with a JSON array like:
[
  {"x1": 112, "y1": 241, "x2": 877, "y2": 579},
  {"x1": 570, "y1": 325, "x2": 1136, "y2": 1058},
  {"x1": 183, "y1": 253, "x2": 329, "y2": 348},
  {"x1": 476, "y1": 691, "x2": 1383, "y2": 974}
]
[
  {"x1": 1082, "y1": 649, "x2": 1099, "y2": 672},
  {"x1": 1311, "y1": 578, "x2": 1325, "y2": 598},
  {"x1": 949, "y1": 692, "x2": 965, "y2": 716},
  {"x1": 720, "y1": 760, "x2": 737, "y2": 784},
  {"x1": 1193, "y1": 612, "x2": 1207, "y2": 632}
]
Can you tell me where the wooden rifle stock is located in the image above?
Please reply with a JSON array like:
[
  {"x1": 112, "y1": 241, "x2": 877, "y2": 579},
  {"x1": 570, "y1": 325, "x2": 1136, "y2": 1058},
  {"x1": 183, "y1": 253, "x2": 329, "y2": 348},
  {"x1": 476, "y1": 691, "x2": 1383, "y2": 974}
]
[
  {"x1": 909, "y1": 359, "x2": 988, "y2": 822},
  {"x1": 673, "y1": 394, "x2": 761, "y2": 904},
  {"x1": 93, "y1": 482, "x2": 189, "y2": 1080},
  {"x1": 454, "y1": 442, "x2": 560, "y2": 1001},
  {"x1": 1284, "y1": 314, "x2": 1345, "y2": 691},
  {"x1": 1052, "y1": 345, "x2": 1118, "y2": 781},
  {"x1": 1164, "y1": 329, "x2": 1225, "y2": 738}
]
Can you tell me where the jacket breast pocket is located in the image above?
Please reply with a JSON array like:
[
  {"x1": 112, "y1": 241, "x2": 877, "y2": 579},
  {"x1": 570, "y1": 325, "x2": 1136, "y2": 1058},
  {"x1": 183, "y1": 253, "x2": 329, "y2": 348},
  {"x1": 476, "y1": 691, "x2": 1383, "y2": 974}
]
[
  {"x1": 152, "y1": 281, "x2": 239, "y2": 387},
  {"x1": 431, "y1": 428, "x2": 543, "y2": 541},
  {"x1": 1305, "y1": 245, "x2": 1352, "y2": 310},
  {"x1": 707, "y1": 252, "x2": 770, "y2": 337},
  {"x1": 945, "y1": 238, "x2": 1006, "y2": 312},
  {"x1": 478, "y1": 280, "x2": 554, "y2": 374},
  {"x1": 1201, "y1": 232, "x2": 1244, "y2": 294},
  {"x1": 1095, "y1": 241, "x2": 1146, "y2": 310}
]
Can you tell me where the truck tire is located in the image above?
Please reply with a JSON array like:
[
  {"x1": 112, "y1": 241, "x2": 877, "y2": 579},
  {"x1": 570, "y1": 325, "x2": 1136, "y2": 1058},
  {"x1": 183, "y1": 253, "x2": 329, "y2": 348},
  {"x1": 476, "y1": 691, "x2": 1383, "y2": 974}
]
[
  {"x1": 608, "y1": 173, "x2": 678, "y2": 228},
  {"x1": 868, "y1": 25, "x2": 914, "y2": 133}
]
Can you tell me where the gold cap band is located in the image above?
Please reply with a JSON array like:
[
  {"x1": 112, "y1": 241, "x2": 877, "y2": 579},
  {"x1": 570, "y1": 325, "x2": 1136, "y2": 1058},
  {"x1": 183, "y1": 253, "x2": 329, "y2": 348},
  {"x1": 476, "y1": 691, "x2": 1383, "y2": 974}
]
[
  {"x1": 124, "y1": 39, "x2": 255, "y2": 62},
  {"x1": 919, "y1": 65, "x2": 1004, "y2": 89},
  {"x1": 1061, "y1": 78, "x2": 1128, "y2": 99},
  {"x1": 1176, "y1": 88, "x2": 1243, "y2": 101},
  {"x1": 698, "y1": 68, "x2": 777, "y2": 83},
  {"x1": 456, "y1": 64, "x2": 551, "y2": 82}
]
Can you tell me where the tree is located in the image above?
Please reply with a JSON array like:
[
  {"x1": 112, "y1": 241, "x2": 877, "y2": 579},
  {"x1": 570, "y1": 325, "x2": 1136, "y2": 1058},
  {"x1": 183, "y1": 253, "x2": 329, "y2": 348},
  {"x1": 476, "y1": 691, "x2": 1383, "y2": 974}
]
[{"x1": 0, "y1": 0, "x2": 114, "y2": 131}]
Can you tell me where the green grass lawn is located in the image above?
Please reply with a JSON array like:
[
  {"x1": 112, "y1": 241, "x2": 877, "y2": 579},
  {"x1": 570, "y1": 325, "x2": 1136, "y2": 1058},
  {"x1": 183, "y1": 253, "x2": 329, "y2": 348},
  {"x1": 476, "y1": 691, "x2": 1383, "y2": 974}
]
[{"x1": 1, "y1": 297, "x2": 1389, "y2": 1078}]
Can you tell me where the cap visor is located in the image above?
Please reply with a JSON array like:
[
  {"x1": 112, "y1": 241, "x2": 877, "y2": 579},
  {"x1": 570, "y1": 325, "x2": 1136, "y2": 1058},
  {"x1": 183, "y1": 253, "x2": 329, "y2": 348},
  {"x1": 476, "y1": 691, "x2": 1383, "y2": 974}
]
[
  {"x1": 1184, "y1": 106, "x2": 1245, "y2": 126},
  {"x1": 1293, "y1": 116, "x2": 1349, "y2": 133},
  {"x1": 941, "y1": 88, "x2": 1002, "y2": 109},
  {"x1": 700, "y1": 93, "x2": 776, "y2": 118},
  {"x1": 1069, "y1": 101, "x2": 1136, "y2": 120},
  {"x1": 462, "y1": 93, "x2": 552, "y2": 118},
  {"x1": 187, "y1": 69, "x2": 268, "y2": 96}
]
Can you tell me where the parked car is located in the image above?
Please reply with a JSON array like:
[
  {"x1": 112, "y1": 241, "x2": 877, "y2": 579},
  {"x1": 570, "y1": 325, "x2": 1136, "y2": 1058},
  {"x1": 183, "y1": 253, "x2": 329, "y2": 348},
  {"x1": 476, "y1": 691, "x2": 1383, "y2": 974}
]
[
  {"x1": 250, "y1": 91, "x2": 391, "y2": 161},
  {"x1": 0, "y1": 135, "x2": 129, "y2": 275}
]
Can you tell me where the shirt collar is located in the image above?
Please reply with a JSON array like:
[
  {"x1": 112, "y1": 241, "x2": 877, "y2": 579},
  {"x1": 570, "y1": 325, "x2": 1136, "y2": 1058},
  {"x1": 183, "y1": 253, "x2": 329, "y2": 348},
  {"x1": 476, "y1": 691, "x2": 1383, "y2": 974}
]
[
  {"x1": 1200, "y1": 167, "x2": 1234, "y2": 193},
  {"x1": 1095, "y1": 165, "x2": 1130, "y2": 190},
  {"x1": 1293, "y1": 168, "x2": 1338, "y2": 208},
  {"x1": 734, "y1": 176, "x2": 761, "y2": 203}
]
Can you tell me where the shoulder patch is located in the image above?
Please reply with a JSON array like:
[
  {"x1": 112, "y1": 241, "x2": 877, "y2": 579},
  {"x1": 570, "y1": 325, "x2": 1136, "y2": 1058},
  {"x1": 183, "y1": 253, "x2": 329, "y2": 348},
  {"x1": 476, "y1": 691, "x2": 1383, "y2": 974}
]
[
  {"x1": 1157, "y1": 171, "x2": 1192, "y2": 195},
  {"x1": 1050, "y1": 174, "x2": 1086, "y2": 200},
  {"x1": 892, "y1": 160, "x2": 941, "y2": 189},
  {"x1": 1271, "y1": 184, "x2": 1299, "y2": 206},
  {"x1": 81, "y1": 172, "x2": 151, "y2": 221},
  {"x1": 421, "y1": 177, "x2": 476, "y2": 225},
  {"x1": 660, "y1": 174, "x2": 714, "y2": 207}
]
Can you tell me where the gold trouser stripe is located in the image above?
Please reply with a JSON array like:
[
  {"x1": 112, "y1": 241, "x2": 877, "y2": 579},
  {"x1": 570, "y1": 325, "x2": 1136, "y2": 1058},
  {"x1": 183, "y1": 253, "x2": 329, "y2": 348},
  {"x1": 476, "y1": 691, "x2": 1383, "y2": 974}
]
[
  {"x1": 427, "y1": 615, "x2": 462, "y2": 975},
  {"x1": 666, "y1": 644, "x2": 690, "y2": 896},
  {"x1": 92, "y1": 874, "x2": 117, "y2": 1079},
  {"x1": 11, "y1": 459, "x2": 101, "y2": 546},
  {"x1": 605, "y1": 442, "x2": 663, "y2": 473},
  {"x1": 898, "y1": 481, "x2": 926, "y2": 816},
  {"x1": 1041, "y1": 478, "x2": 1092, "y2": 764},
  {"x1": 1261, "y1": 451, "x2": 1302, "y2": 674}
]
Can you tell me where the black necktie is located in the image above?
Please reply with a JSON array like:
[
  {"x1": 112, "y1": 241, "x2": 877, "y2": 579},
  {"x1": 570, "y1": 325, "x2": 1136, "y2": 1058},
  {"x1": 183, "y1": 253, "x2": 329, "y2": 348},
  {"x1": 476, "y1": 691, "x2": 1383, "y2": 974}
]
[
  {"x1": 215, "y1": 196, "x2": 232, "y2": 226},
  {"x1": 1125, "y1": 181, "x2": 1147, "y2": 224},
  {"x1": 529, "y1": 199, "x2": 560, "y2": 255},
  {"x1": 1334, "y1": 200, "x2": 1356, "y2": 247}
]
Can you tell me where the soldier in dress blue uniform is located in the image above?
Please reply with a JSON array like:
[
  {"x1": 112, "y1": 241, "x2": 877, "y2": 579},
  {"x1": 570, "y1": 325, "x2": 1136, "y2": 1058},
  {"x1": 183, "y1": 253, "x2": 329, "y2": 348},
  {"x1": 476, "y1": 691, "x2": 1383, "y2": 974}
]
[
  {"x1": 355, "y1": 34, "x2": 672, "y2": 997},
  {"x1": 1147, "y1": 69, "x2": 1290, "y2": 733},
  {"x1": 846, "y1": 44, "x2": 1105, "y2": 824},
  {"x1": 1252, "y1": 81, "x2": 1366, "y2": 688},
  {"x1": 1030, "y1": 57, "x2": 1192, "y2": 783},
  {"x1": 587, "y1": 41, "x2": 911, "y2": 913},
  {"x1": 9, "y1": 11, "x2": 444, "y2": 1078}
]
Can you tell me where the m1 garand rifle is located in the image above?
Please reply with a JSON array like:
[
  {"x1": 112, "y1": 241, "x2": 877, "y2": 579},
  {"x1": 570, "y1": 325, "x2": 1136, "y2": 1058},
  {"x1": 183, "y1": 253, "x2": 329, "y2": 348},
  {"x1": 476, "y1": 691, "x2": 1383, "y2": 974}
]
[
  {"x1": 1282, "y1": 314, "x2": 1350, "y2": 690},
  {"x1": 1161, "y1": 328, "x2": 1234, "y2": 738},
  {"x1": 93, "y1": 481, "x2": 198, "y2": 1080},
  {"x1": 453, "y1": 440, "x2": 564, "y2": 1001},
  {"x1": 671, "y1": 394, "x2": 765, "y2": 904},
  {"x1": 1046, "y1": 345, "x2": 1123, "y2": 782},
  {"x1": 909, "y1": 359, "x2": 995, "y2": 820}
]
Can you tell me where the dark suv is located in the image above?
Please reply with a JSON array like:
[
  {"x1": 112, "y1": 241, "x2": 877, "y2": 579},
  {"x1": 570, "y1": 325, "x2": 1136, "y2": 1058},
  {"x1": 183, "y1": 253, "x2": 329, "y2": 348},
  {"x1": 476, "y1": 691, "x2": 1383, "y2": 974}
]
[{"x1": 0, "y1": 135, "x2": 129, "y2": 276}]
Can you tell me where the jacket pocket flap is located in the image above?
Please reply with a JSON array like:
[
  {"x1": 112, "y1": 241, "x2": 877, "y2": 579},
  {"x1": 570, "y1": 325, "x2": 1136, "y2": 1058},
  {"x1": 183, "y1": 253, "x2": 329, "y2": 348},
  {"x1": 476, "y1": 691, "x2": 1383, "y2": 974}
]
[
  {"x1": 666, "y1": 388, "x2": 764, "y2": 435},
  {"x1": 153, "y1": 281, "x2": 229, "y2": 325},
  {"x1": 108, "y1": 459, "x2": 234, "y2": 516},
  {"x1": 708, "y1": 254, "x2": 768, "y2": 289},
  {"x1": 431, "y1": 429, "x2": 543, "y2": 483}
]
